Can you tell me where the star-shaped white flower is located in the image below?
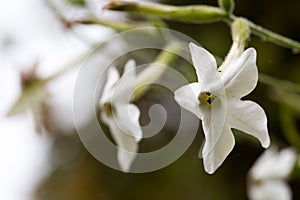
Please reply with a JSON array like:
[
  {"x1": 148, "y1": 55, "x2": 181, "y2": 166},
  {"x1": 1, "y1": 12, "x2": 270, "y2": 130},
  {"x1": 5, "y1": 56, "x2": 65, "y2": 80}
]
[
  {"x1": 174, "y1": 43, "x2": 270, "y2": 174},
  {"x1": 99, "y1": 59, "x2": 142, "y2": 172},
  {"x1": 247, "y1": 147, "x2": 297, "y2": 200}
]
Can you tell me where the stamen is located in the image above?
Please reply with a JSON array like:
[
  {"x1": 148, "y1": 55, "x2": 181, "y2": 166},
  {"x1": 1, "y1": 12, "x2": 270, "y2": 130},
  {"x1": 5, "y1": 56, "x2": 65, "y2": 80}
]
[
  {"x1": 198, "y1": 92, "x2": 216, "y2": 105},
  {"x1": 103, "y1": 102, "x2": 113, "y2": 116}
]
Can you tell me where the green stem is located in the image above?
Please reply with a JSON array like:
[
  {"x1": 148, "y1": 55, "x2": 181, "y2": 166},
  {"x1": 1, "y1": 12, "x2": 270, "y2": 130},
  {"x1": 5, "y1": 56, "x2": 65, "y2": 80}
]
[
  {"x1": 104, "y1": 1, "x2": 300, "y2": 53},
  {"x1": 229, "y1": 16, "x2": 300, "y2": 53},
  {"x1": 46, "y1": 0, "x2": 146, "y2": 32},
  {"x1": 279, "y1": 106, "x2": 300, "y2": 151},
  {"x1": 104, "y1": 1, "x2": 227, "y2": 23},
  {"x1": 131, "y1": 42, "x2": 180, "y2": 101},
  {"x1": 249, "y1": 21, "x2": 300, "y2": 53},
  {"x1": 258, "y1": 73, "x2": 300, "y2": 94},
  {"x1": 76, "y1": 18, "x2": 147, "y2": 32},
  {"x1": 259, "y1": 73, "x2": 300, "y2": 113},
  {"x1": 279, "y1": 92, "x2": 300, "y2": 114}
]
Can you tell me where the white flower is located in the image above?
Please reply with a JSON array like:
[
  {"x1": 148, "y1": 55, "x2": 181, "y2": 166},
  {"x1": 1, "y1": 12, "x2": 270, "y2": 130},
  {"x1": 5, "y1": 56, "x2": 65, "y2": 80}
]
[
  {"x1": 99, "y1": 59, "x2": 142, "y2": 172},
  {"x1": 174, "y1": 43, "x2": 270, "y2": 174},
  {"x1": 247, "y1": 147, "x2": 297, "y2": 200}
]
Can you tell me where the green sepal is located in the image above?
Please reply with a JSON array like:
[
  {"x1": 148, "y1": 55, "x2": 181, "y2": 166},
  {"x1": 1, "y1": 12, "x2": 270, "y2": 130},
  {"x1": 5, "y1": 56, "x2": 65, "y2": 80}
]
[{"x1": 218, "y1": 0, "x2": 235, "y2": 14}]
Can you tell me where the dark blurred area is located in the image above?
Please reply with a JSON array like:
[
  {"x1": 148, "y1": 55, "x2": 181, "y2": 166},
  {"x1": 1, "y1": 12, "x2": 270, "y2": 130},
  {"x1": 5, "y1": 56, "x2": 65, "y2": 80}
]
[{"x1": 35, "y1": 0, "x2": 300, "y2": 199}]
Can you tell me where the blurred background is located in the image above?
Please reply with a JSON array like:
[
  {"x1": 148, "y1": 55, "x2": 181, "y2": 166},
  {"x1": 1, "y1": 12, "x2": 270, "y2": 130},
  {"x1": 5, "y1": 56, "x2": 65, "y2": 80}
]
[{"x1": 0, "y1": 0, "x2": 300, "y2": 199}]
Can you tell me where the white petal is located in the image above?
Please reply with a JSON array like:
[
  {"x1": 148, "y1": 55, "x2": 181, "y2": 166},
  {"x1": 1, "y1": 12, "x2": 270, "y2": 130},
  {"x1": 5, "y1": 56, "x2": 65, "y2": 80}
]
[
  {"x1": 222, "y1": 48, "x2": 258, "y2": 99},
  {"x1": 273, "y1": 148, "x2": 297, "y2": 178},
  {"x1": 249, "y1": 147, "x2": 278, "y2": 180},
  {"x1": 201, "y1": 97, "x2": 233, "y2": 174},
  {"x1": 105, "y1": 118, "x2": 138, "y2": 172},
  {"x1": 201, "y1": 122, "x2": 235, "y2": 174},
  {"x1": 114, "y1": 103, "x2": 142, "y2": 141},
  {"x1": 228, "y1": 100, "x2": 270, "y2": 148},
  {"x1": 201, "y1": 94, "x2": 227, "y2": 155},
  {"x1": 189, "y1": 43, "x2": 219, "y2": 85},
  {"x1": 99, "y1": 66, "x2": 120, "y2": 104},
  {"x1": 250, "y1": 147, "x2": 297, "y2": 180},
  {"x1": 248, "y1": 180, "x2": 292, "y2": 200},
  {"x1": 124, "y1": 59, "x2": 136, "y2": 74},
  {"x1": 174, "y1": 82, "x2": 203, "y2": 119},
  {"x1": 113, "y1": 59, "x2": 136, "y2": 102}
]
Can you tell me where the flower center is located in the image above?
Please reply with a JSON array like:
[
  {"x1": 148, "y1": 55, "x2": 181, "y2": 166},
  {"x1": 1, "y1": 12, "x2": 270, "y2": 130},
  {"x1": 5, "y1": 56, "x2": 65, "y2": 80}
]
[
  {"x1": 102, "y1": 102, "x2": 113, "y2": 116},
  {"x1": 198, "y1": 92, "x2": 216, "y2": 105}
]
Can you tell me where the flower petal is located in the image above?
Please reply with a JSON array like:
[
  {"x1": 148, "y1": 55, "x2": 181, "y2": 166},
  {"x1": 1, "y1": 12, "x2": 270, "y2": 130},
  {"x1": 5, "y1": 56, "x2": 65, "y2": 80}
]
[
  {"x1": 249, "y1": 147, "x2": 278, "y2": 180},
  {"x1": 200, "y1": 93, "x2": 227, "y2": 152},
  {"x1": 222, "y1": 48, "x2": 258, "y2": 99},
  {"x1": 114, "y1": 103, "x2": 142, "y2": 141},
  {"x1": 189, "y1": 43, "x2": 219, "y2": 85},
  {"x1": 102, "y1": 114, "x2": 138, "y2": 172},
  {"x1": 200, "y1": 95, "x2": 233, "y2": 174},
  {"x1": 247, "y1": 180, "x2": 292, "y2": 200},
  {"x1": 201, "y1": 122, "x2": 235, "y2": 174},
  {"x1": 174, "y1": 82, "x2": 203, "y2": 119},
  {"x1": 113, "y1": 59, "x2": 136, "y2": 102},
  {"x1": 124, "y1": 59, "x2": 136, "y2": 74},
  {"x1": 272, "y1": 148, "x2": 297, "y2": 178},
  {"x1": 249, "y1": 147, "x2": 297, "y2": 180},
  {"x1": 99, "y1": 66, "x2": 120, "y2": 104},
  {"x1": 228, "y1": 100, "x2": 270, "y2": 148}
]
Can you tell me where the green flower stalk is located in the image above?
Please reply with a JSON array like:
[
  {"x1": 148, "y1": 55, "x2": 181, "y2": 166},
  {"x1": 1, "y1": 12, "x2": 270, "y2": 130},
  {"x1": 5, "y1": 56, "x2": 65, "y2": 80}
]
[
  {"x1": 104, "y1": 1, "x2": 227, "y2": 23},
  {"x1": 132, "y1": 42, "x2": 180, "y2": 101},
  {"x1": 76, "y1": 18, "x2": 148, "y2": 32},
  {"x1": 103, "y1": 1, "x2": 300, "y2": 53}
]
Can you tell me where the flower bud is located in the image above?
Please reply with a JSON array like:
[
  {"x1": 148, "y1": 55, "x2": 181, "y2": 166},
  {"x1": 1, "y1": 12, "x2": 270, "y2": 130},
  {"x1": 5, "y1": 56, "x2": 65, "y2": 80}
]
[
  {"x1": 218, "y1": 0, "x2": 235, "y2": 14},
  {"x1": 219, "y1": 18, "x2": 250, "y2": 71},
  {"x1": 231, "y1": 18, "x2": 250, "y2": 46}
]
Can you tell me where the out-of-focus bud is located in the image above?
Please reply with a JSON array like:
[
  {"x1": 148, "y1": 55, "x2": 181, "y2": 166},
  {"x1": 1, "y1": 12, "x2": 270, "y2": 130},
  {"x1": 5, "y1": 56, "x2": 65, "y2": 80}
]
[
  {"x1": 218, "y1": 0, "x2": 235, "y2": 14},
  {"x1": 231, "y1": 17, "x2": 250, "y2": 46},
  {"x1": 218, "y1": 17, "x2": 250, "y2": 71}
]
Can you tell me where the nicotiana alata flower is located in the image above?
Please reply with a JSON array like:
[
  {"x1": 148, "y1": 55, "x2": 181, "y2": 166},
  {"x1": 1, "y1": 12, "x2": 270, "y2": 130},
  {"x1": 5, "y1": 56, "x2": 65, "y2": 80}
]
[
  {"x1": 99, "y1": 59, "x2": 142, "y2": 172},
  {"x1": 247, "y1": 147, "x2": 297, "y2": 200},
  {"x1": 174, "y1": 43, "x2": 270, "y2": 174}
]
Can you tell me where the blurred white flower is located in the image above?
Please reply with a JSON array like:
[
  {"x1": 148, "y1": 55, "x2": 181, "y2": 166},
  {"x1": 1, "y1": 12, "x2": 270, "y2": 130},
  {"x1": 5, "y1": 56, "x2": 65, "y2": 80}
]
[
  {"x1": 99, "y1": 60, "x2": 142, "y2": 172},
  {"x1": 174, "y1": 43, "x2": 270, "y2": 174},
  {"x1": 248, "y1": 147, "x2": 297, "y2": 200}
]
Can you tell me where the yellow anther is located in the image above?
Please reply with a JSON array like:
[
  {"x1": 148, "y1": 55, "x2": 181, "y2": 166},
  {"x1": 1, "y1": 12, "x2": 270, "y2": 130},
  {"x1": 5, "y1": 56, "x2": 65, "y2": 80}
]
[
  {"x1": 103, "y1": 102, "x2": 113, "y2": 116},
  {"x1": 198, "y1": 92, "x2": 216, "y2": 105}
]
